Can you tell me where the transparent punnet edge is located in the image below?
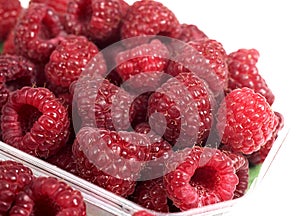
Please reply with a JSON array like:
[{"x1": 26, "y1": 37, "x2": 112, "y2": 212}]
[{"x1": 0, "y1": 126, "x2": 289, "y2": 216}]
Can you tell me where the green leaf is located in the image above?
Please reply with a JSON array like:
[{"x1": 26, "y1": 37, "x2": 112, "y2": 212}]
[
  {"x1": 0, "y1": 43, "x2": 3, "y2": 53},
  {"x1": 248, "y1": 164, "x2": 262, "y2": 188}
]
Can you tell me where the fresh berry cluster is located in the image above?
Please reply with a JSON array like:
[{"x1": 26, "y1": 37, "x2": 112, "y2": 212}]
[
  {"x1": 0, "y1": 160, "x2": 86, "y2": 215},
  {"x1": 0, "y1": 0, "x2": 284, "y2": 215}
]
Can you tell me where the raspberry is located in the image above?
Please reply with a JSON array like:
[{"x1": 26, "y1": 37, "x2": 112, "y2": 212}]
[
  {"x1": 72, "y1": 127, "x2": 151, "y2": 197},
  {"x1": 46, "y1": 144, "x2": 78, "y2": 175},
  {"x1": 2, "y1": 30, "x2": 17, "y2": 55},
  {"x1": 135, "y1": 122, "x2": 173, "y2": 179},
  {"x1": 45, "y1": 35, "x2": 104, "y2": 89},
  {"x1": 0, "y1": 54, "x2": 36, "y2": 91},
  {"x1": 71, "y1": 76, "x2": 135, "y2": 131},
  {"x1": 64, "y1": 0, "x2": 124, "y2": 44},
  {"x1": 227, "y1": 48, "x2": 275, "y2": 105},
  {"x1": 177, "y1": 24, "x2": 208, "y2": 43},
  {"x1": 9, "y1": 176, "x2": 86, "y2": 216},
  {"x1": 216, "y1": 87, "x2": 277, "y2": 155},
  {"x1": 148, "y1": 72, "x2": 215, "y2": 147},
  {"x1": 14, "y1": 3, "x2": 66, "y2": 62},
  {"x1": 0, "y1": 0, "x2": 22, "y2": 42},
  {"x1": 167, "y1": 38, "x2": 228, "y2": 95},
  {"x1": 29, "y1": 0, "x2": 69, "y2": 18},
  {"x1": 221, "y1": 148, "x2": 249, "y2": 198},
  {"x1": 130, "y1": 92, "x2": 153, "y2": 128},
  {"x1": 115, "y1": 39, "x2": 169, "y2": 90},
  {"x1": 247, "y1": 111, "x2": 284, "y2": 165},
  {"x1": 121, "y1": 0, "x2": 181, "y2": 44},
  {"x1": 163, "y1": 146, "x2": 238, "y2": 211},
  {"x1": 129, "y1": 177, "x2": 169, "y2": 212},
  {"x1": 1, "y1": 86, "x2": 70, "y2": 158},
  {"x1": 132, "y1": 210, "x2": 155, "y2": 216},
  {"x1": 0, "y1": 160, "x2": 33, "y2": 214}
]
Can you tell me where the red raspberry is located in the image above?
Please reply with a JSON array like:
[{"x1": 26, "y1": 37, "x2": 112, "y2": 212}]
[
  {"x1": 1, "y1": 86, "x2": 70, "y2": 158},
  {"x1": 29, "y1": 0, "x2": 69, "y2": 18},
  {"x1": 0, "y1": 0, "x2": 22, "y2": 41},
  {"x1": 0, "y1": 54, "x2": 36, "y2": 91},
  {"x1": 14, "y1": 3, "x2": 66, "y2": 63},
  {"x1": 0, "y1": 76, "x2": 9, "y2": 108},
  {"x1": 71, "y1": 76, "x2": 135, "y2": 131},
  {"x1": 227, "y1": 48, "x2": 275, "y2": 105},
  {"x1": 129, "y1": 177, "x2": 169, "y2": 213},
  {"x1": 221, "y1": 148, "x2": 249, "y2": 198},
  {"x1": 135, "y1": 122, "x2": 173, "y2": 180},
  {"x1": 9, "y1": 176, "x2": 86, "y2": 215},
  {"x1": 247, "y1": 111, "x2": 284, "y2": 165},
  {"x1": 177, "y1": 24, "x2": 208, "y2": 43},
  {"x1": 72, "y1": 127, "x2": 151, "y2": 197},
  {"x1": 2, "y1": 30, "x2": 17, "y2": 55},
  {"x1": 121, "y1": 0, "x2": 181, "y2": 44},
  {"x1": 148, "y1": 72, "x2": 215, "y2": 147},
  {"x1": 45, "y1": 35, "x2": 104, "y2": 89},
  {"x1": 64, "y1": 0, "x2": 124, "y2": 44},
  {"x1": 46, "y1": 144, "x2": 78, "y2": 175},
  {"x1": 115, "y1": 39, "x2": 169, "y2": 90},
  {"x1": 132, "y1": 210, "x2": 155, "y2": 216},
  {"x1": 167, "y1": 38, "x2": 228, "y2": 95},
  {"x1": 130, "y1": 92, "x2": 153, "y2": 128},
  {"x1": 216, "y1": 87, "x2": 277, "y2": 155},
  {"x1": 163, "y1": 146, "x2": 238, "y2": 211},
  {"x1": 0, "y1": 160, "x2": 33, "y2": 214}
]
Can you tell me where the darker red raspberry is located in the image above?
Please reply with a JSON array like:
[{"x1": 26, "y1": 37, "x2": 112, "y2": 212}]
[
  {"x1": 1, "y1": 87, "x2": 70, "y2": 158},
  {"x1": 227, "y1": 48, "x2": 275, "y2": 105},
  {"x1": 216, "y1": 87, "x2": 277, "y2": 155},
  {"x1": 9, "y1": 176, "x2": 86, "y2": 216},
  {"x1": 163, "y1": 146, "x2": 238, "y2": 211},
  {"x1": 64, "y1": 0, "x2": 124, "y2": 44},
  {"x1": 0, "y1": 0, "x2": 22, "y2": 41},
  {"x1": 0, "y1": 160, "x2": 33, "y2": 214},
  {"x1": 129, "y1": 177, "x2": 169, "y2": 213},
  {"x1": 247, "y1": 111, "x2": 284, "y2": 165},
  {"x1": 148, "y1": 72, "x2": 215, "y2": 147},
  {"x1": 167, "y1": 38, "x2": 228, "y2": 95},
  {"x1": 71, "y1": 76, "x2": 135, "y2": 131},
  {"x1": 121, "y1": 0, "x2": 181, "y2": 44},
  {"x1": 2, "y1": 30, "x2": 17, "y2": 55},
  {"x1": 45, "y1": 35, "x2": 104, "y2": 89},
  {"x1": 14, "y1": 3, "x2": 66, "y2": 62},
  {"x1": 130, "y1": 92, "x2": 153, "y2": 129},
  {"x1": 177, "y1": 24, "x2": 208, "y2": 43},
  {"x1": 0, "y1": 54, "x2": 36, "y2": 91},
  {"x1": 46, "y1": 144, "x2": 78, "y2": 175},
  {"x1": 115, "y1": 39, "x2": 169, "y2": 90},
  {"x1": 29, "y1": 0, "x2": 69, "y2": 18},
  {"x1": 72, "y1": 127, "x2": 151, "y2": 197}
]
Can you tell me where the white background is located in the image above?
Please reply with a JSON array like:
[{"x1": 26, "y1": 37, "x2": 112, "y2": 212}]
[{"x1": 19, "y1": 0, "x2": 300, "y2": 215}]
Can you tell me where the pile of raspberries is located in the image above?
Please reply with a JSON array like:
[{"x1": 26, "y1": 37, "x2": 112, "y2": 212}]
[{"x1": 0, "y1": 0, "x2": 284, "y2": 214}]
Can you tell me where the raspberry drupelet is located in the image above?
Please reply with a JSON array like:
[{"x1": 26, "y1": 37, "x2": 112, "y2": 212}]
[{"x1": 1, "y1": 86, "x2": 70, "y2": 159}]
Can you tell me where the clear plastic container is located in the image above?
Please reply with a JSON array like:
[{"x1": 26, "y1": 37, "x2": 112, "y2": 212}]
[{"x1": 0, "y1": 126, "x2": 288, "y2": 216}]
